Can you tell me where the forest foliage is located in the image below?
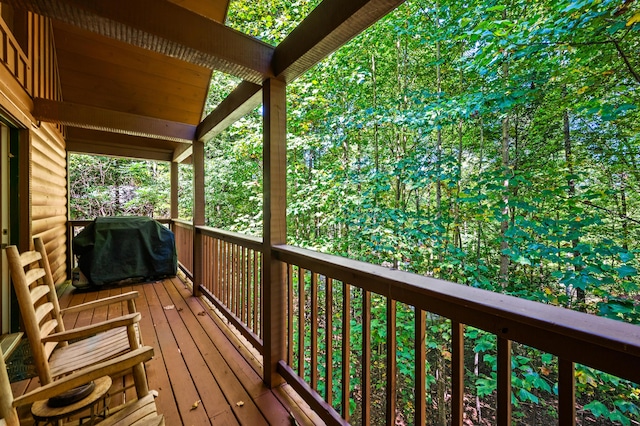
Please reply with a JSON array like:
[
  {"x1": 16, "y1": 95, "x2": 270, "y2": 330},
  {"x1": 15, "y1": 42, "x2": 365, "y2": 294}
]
[{"x1": 69, "y1": 0, "x2": 640, "y2": 423}]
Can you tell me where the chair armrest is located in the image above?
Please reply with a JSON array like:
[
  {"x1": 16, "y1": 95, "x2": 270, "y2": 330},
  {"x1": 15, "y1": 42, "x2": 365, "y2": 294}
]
[
  {"x1": 13, "y1": 346, "x2": 155, "y2": 407},
  {"x1": 41, "y1": 312, "x2": 141, "y2": 343},
  {"x1": 61, "y1": 291, "x2": 139, "y2": 315}
]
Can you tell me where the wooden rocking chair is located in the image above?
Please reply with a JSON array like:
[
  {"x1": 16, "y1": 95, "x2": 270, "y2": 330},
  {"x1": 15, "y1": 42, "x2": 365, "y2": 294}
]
[
  {"x1": 0, "y1": 346, "x2": 164, "y2": 426},
  {"x1": 5, "y1": 237, "x2": 147, "y2": 396}
]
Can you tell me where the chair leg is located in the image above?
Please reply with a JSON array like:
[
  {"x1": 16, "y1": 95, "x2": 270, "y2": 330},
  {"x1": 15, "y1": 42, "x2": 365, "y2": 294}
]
[{"x1": 132, "y1": 363, "x2": 149, "y2": 398}]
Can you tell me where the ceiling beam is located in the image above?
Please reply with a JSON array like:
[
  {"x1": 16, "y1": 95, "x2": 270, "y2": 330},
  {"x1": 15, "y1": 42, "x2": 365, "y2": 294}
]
[
  {"x1": 66, "y1": 128, "x2": 180, "y2": 161},
  {"x1": 34, "y1": 98, "x2": 196, "y2": 142},
  {"x1": 173, "y1": 145, "x2": 193, "y2": 163},
  {"x1": 273, "y1": 0, "x2": 405, "y2": 82},
  {"x1": 6, "y1": 0, "x2": 274, "y2": 83},
  {"x1": 165, "y1": 0, "x2": 228, "y2": 23},
  {"x1": 196, "y1": 81, "x2": 262, "y2": 141},
  {"x1": 66, "y1": 140, "x2": 173, "y2": 162}
]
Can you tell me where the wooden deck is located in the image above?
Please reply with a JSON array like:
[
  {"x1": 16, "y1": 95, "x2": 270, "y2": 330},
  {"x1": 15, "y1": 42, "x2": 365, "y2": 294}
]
[{"x1": 10, "y1": 276, "x2": 321, "y2": 425}]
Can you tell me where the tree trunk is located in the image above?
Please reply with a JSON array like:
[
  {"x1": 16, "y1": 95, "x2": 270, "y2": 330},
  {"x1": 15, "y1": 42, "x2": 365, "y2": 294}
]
[
  {"x1": 499, "y1": 28, "x2": 511, "y2": 289},
  {"x1": 563, "y1": 105, "x2": 585, "y2": 308},
  {"x1": 499, "y1": 113, "x2": 510, "y2": 288},
  {"x1": 476, "y1": 118, "x2": 485, "y2": 262},
  {"x1": 619, "y1": 173, "x2": 629, "y2": 250}
]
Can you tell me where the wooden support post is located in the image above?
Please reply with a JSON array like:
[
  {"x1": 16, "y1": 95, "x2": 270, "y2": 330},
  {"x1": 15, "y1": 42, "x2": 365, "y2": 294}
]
[
  {"x1": 559, "y1": 359, "x2": 576, "y2": 426},
  {"x1": 414, "y1": 310, "x2": 426, "y2": 426},
  {"x1": 451, "y1": 321, "x2": 464, "y2": 425},
  {"x1": 263, "y1": 78, "x2": 287, "y2": 388},
  {"x1": 192, "y1": 140, "x2": 205, "y2": 297},
  {"x1": 497, "y1": 337, "x2": 512, "y2": 426},
  {"x1": 386, "y1": 298, "x2": 396, "y2": 426},
  {"x1": 363, "y1": 291, "x2": 372, "y2": 425},
  {"x1": 170, "y1": 161, "x2": 179, "y2": 220}
]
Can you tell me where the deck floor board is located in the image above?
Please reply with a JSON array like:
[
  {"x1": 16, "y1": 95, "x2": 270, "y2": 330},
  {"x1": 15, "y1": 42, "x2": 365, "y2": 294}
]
[{"x1": 9, "y1": 277, "x2": 319, "y2": 425}]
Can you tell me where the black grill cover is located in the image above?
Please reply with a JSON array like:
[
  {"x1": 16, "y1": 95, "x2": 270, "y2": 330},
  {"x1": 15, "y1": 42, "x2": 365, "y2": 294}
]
[{"x1": 73, "y1": 216, "x2": 177, "y2": 285}]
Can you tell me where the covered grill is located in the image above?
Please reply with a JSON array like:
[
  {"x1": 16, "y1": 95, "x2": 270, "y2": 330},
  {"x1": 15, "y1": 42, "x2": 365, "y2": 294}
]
[{"x1": 73, "y1": 216, "x2": 177, "y2": 286}]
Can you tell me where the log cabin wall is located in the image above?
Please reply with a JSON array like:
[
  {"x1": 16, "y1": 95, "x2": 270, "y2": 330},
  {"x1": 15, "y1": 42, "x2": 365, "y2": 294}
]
[
  {"x1": 31, "y1": 123, "x2": 66, "y2": 283},
  {"x1": 0, "y1": 6, "x2": 66, "y2": 283}
]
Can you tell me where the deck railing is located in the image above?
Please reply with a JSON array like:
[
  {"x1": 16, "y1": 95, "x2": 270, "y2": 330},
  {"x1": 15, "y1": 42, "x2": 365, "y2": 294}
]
[
  {"x1": 271, "y1": 245, "x2": 640, "y2": 425},
  {"x1": 171, "y1": 219, "x2": 194, "y2": 279},
  {"x1": 158, "y1": 221, "x2": 640, "y2": 424},
  {"x1": 197, "y1": 226, "x2": 263, "y2": 352}
]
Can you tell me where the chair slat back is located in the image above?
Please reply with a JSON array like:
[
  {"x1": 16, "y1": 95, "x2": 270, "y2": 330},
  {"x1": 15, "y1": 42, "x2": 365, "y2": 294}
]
[
  {"x1": 34, "y1": 302, "x2": 55, "y2": 326},
  {"x1": 24, "y1": 267, "x2": 46, "y2": 288},
  {"x1": 5, "y1": 238, "x2": 66, "y2": 385},
  {"x1": 30, "y1": 285, "x2": 51, "y2": 306}
]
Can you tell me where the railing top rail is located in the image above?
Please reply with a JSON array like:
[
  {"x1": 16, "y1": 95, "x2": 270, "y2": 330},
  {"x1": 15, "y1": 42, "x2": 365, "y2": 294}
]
[
  {"x1": 171, "y1": 218, "x2": 193, "y2": 227},
  {"x1": 197, "y1": 226, "x2": 263, "y2": 251},
  {"x1": 273, "y1": 244, "x2": 640, "y2": 384},
  {"x1": 69, "y1": 218, "x2": 171, "y2": 225}
]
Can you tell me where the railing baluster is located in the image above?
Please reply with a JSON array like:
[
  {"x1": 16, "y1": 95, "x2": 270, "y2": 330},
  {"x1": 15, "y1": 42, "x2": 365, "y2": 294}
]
[
  {"x1": 363, "y1": 290, "x2": 372, "y2": 426},
  {"x1": 208, "y1": 236, "x2": 213, "y2": 291},
  {"x1": 211, "y1": 238, "x2": 220, "y2": 297},
  {"x1": 209, "y1": 237, "x2": 214, "y2": 294},
  {"x1": 244, "y1": 246, "x2": 249, "y2": 325},
  {"x1": 559, "y1": 359, "x2": 576, "y2": 426},
  {"x1": 236, "y1": 244, "x2": 241, "y2": 318},
  {"x1": 240, "y1": 245, "x2": 244, "y2": 321},
  {"x1": 202, "y1": 236, "x2": 208, "y2": 290},
  {"x1": 451, "y1": 321, "x2": 464, "y2": 426},
  {"x1": 222, "y1": 241, "x2": 227, "y2": 306},
  {"x1": 202, "y1": 235, "x2": 208, "y2": 290},
  {"x1": 386, "y1": 298, "x2": 396, "y2": 426},
  {"x1": 298, "y1": 267, "x2": 306, "y2": 377},
  {"x1": 497, "y1": 336, "x2": 512, "y2": 426},
  {"x1": 254, "y1": 250, "x2": 260, "y2": 336},
  {"x1": 311, "y1": 272, "x2": 318, "y2": 391},
  {"x1": 238, "y1": 245, "x2": 243, "y2": 321},
  {"x1": 326, "y1": 277, "x2": 334, "y2": 406},
  {"x1": 232, "y1": 243, "x2": 236, "y2": 312},
  {"x1": 230, "y1": 242, "x2": 234, "y2": 313},
  {"x1": 217, "y1": 238, "x2": 222, "y2": 299},
  {"x1": 226, "y1": 241, "x2": 231, "y2": 308},
  {"x1": 218, "y1": 240, "x2": 223, "y2": 304},
  {"x1": 287, "y1": 263, "x2": 294, "y2": 365},
  {"x1": 342, "y1": 281, "x2": 351, "y2": 421},
  {"x1": 415, "y1": 309, "x2": 426, "y2": 426},
  {"x1": 228, "y1": 242, "x2": 233, "y2": 311},
  {"x1": 236, "y1": 244, "x2": 241, "y2": 317},
  {"x1": 238, "y1": 244, "x2": 243, "y2": 317}
]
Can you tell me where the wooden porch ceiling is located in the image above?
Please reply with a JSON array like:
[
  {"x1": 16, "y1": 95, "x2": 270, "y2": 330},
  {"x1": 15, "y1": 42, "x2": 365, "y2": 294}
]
[{"x1": 6, "y1": 0, "x2": 404, "y2": 162}]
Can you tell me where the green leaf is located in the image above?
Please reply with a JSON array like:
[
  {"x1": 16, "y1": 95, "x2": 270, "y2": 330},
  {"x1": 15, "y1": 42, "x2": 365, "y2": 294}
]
[
  {"x1": 619, "y1": 252, "x2": 635, "y2": 262},
  {"x1": 513, "y1": 255, "x2": 532, "y2": 266},
  {"x1": 584, "y1": 400, "x2": 610, "y2": 418},
  {"x1": 616, "y1": 265, "x2": 637, "y2": 279},
  {"x1": 518, "y1": 388, "x2": 539, "y2": 404},
  {"x1": 608, "y1": 409, "x2": 631, "y2": 426},
  {"x1": 541, "y1": 353, "x2": 553, "y2": 364}
]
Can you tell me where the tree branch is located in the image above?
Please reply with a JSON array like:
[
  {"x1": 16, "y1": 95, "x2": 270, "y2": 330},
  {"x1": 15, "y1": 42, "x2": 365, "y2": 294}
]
[
  {"x1": 612, "y1": 39, "x2": 640, "y2": 84},
  {"x1": 581, "y1": 199, "x2": 640, "y2": 225}
]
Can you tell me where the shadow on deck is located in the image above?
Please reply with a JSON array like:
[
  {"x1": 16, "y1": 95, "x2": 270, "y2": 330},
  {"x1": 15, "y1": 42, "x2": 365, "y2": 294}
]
[{"x1": 10, "y1": 276, "x2": 321, "y2": 425}]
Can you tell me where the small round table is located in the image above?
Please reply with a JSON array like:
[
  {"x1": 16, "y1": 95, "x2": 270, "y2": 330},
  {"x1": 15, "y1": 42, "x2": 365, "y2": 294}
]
[{"x1": 31, "y1": 375, "x2": 112, "y2": 426}]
